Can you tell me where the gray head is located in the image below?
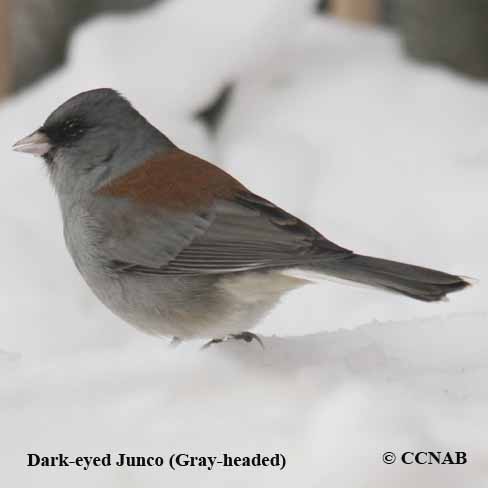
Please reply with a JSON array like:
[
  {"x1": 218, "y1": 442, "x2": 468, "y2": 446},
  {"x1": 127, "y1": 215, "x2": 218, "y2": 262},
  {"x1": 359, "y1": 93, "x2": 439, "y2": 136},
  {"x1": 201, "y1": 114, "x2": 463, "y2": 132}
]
[{"x1": 13, "y1": 88, "x2": 174, "y2": 193}]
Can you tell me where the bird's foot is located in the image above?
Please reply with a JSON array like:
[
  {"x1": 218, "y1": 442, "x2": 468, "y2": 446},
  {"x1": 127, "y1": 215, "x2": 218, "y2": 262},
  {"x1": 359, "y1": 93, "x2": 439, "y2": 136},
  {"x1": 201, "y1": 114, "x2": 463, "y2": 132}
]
[
  {"x1": 201, "y1": 337, "x2": 227, "y2": 349},
  {"x1": 201, "y1": 332, "x2": 264, "y2": 350},
  {"x1": 232, "y1": 331, "x2": 264, "y2": 349}
]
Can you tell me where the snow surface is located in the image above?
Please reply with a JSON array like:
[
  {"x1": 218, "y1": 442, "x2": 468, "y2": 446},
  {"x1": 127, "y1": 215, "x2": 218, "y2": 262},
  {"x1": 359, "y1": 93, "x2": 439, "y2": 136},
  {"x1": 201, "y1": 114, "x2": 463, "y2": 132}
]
[{"x1": 1, "y1": 1, "x2": 487, "y2": 486}]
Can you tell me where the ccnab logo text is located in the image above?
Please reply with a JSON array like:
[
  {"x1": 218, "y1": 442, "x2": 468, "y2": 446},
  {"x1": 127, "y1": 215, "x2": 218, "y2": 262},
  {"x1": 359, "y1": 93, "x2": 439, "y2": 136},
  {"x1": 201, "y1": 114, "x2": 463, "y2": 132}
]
[{"x1": 401, "y1": 452, "x2": 467, "y2": 465}]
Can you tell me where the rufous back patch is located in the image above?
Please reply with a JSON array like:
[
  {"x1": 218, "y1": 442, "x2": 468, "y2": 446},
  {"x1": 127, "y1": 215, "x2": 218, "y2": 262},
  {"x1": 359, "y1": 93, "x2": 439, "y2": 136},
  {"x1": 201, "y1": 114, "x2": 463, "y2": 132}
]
[{"x1": 97, "y1": 149, "x2": 246, "y2": 210}]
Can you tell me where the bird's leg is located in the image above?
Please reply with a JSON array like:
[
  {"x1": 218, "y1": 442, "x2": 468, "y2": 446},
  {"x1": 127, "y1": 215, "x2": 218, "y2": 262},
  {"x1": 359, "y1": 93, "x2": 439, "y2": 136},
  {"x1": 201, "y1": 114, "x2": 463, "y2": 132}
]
[
  {"x1": 169, "y1": 336, "x2": 182, "y2": 348},
  {"x1": 201, "y1": 332, "x2": 264, "y2": 350}
]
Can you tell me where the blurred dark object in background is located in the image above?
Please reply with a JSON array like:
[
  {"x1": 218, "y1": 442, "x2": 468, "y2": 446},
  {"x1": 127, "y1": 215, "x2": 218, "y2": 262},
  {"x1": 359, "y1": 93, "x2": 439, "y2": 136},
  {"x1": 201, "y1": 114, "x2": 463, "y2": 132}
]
[
  {"x1": 13, "y1": 0, "x2": 161, "y2": 93},
  {"x1": 316, "y1": 0, "x2": 329, "y2": 13},
  {"x1": 0, "y1": 0, "x2": 9, "y2": 98},
  {"x1": 196, "y1": 84, "x2": 235, "y2": 134},
  {"x1": 329, "y1": 0, "x2": 380, "y2": 24},
  {"x1": 4, "y1": 0, "x2": 488, "y2": 101},
  {"x1": 397, "y1": 0, "x2": 488, "y2": 79},
  {"x1": 316, "y1": 0, "x2": 488, "y2": 78},
  {"x1": 316, "y1": 0, "x2": 396, "y2": 24},
  {"x1": 382, "y1": 0, "x2": 396, "y2": 25}
]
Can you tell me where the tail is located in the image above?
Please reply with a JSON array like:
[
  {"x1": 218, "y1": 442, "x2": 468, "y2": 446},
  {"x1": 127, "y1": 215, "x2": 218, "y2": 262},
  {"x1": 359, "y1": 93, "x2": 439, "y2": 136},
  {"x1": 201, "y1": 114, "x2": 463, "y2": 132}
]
[{"x1": 311, "y1": 254, "x2": 472, "y2": 302}]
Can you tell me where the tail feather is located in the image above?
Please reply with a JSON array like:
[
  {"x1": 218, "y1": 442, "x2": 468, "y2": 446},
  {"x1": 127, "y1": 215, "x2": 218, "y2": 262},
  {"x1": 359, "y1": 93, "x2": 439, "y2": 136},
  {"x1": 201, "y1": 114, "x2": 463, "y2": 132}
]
[{"x1": 313, "y1": 254, "x2": 471, "y2": 302}]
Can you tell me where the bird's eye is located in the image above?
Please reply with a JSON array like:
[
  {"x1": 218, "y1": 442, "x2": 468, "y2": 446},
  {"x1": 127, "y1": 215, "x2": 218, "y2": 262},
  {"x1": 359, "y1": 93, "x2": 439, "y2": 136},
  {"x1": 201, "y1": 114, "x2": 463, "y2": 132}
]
[
  {"x1": 41, "y1": 118, "x2": 87, "y2": 145},
  {"x1": 63, "y1": 119, "x2": 84, "y2": 138}
]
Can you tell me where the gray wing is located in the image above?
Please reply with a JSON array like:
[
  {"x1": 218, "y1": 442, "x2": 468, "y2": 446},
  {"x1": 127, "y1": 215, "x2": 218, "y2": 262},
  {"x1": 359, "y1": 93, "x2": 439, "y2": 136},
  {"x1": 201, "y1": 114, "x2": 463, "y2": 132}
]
[
  {"x1": 91, "y1": 196, "x2": 214, "y2": 269},
  {"x1": 95, "y1": 191, "x2": 351, "y2": 276}
]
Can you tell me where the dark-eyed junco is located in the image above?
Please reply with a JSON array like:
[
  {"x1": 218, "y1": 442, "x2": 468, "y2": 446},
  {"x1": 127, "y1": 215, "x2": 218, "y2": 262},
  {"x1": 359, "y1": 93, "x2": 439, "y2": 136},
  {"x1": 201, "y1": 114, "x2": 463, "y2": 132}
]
[{"x1": 13, "y1": 89, "x2": 471, "y2": 347}]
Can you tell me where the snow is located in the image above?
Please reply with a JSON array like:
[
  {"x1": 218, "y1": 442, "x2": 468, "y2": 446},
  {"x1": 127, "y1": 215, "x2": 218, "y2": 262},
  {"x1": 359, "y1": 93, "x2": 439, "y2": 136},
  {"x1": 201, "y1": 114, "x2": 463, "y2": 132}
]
[{"x1": 1, "y1": 1, "x2": 487, "y2": 486}]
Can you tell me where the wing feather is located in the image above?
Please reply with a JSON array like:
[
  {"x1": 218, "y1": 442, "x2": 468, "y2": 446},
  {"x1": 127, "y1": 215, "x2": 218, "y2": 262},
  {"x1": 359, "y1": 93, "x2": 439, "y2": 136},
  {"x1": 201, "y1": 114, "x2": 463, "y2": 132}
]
[{"x1": 107, "y1": 191, "x2": 351, "y2": 275}]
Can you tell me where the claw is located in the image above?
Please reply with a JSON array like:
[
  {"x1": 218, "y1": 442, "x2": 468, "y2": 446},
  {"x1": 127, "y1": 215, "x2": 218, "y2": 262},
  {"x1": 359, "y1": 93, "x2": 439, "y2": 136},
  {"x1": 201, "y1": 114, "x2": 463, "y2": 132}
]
[
  {"x1": 201, "y1": 336, "x2": 231, "y2": 350},
  {"x1": 201, "y1": 332, "x2": 264, "y2": 350},
  {"x1": 232, "y1": 331, "x2": 264, "y2": 349}
]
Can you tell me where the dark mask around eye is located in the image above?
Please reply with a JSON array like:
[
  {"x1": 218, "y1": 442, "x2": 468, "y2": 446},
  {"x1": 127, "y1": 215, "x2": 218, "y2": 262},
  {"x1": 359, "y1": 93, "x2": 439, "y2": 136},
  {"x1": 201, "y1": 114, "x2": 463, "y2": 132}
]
[{"x1": 41, "y1": 118, "x2": 88, "y2": 146}]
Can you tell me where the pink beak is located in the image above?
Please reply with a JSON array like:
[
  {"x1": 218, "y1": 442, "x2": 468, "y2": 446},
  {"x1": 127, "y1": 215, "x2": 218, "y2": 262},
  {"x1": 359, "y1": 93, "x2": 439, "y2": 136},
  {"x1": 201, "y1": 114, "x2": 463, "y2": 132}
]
[{"x1": 12, "y1": 131, "x2": 52, "y2": 156}]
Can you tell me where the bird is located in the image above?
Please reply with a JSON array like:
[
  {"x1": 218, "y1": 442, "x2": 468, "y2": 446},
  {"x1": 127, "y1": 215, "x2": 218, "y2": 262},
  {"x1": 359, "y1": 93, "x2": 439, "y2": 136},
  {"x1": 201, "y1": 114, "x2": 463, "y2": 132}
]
[{"x1": 13, "y1": 88, "x2": 471, "y2": 348}]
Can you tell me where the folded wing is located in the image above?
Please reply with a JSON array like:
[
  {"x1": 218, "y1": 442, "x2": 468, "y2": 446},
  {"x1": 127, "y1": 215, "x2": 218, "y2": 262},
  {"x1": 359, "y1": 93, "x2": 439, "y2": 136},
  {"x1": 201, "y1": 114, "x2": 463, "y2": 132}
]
[{"x1": 94, "y1": 149, "x2": 351, "y2": 275}]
